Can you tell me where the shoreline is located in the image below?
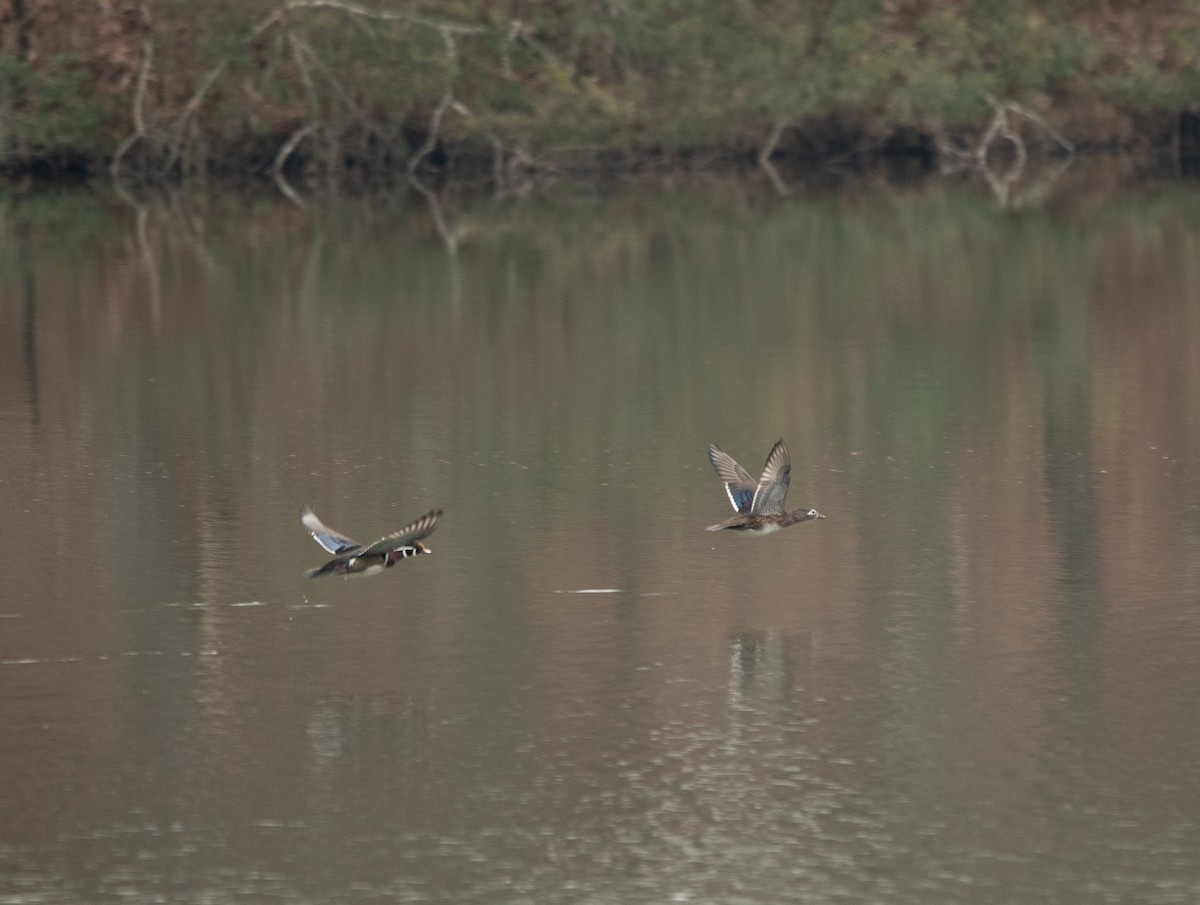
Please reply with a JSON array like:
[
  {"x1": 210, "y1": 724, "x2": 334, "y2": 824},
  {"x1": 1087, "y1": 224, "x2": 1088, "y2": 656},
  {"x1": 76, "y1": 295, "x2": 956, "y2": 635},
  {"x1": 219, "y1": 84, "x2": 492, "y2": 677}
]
[
  {"x1": 1, "y1": 140, "x2": 1194, "y2": 200},
  {"x1": 5, "y1": 3, "x2": 1200, "y2": 191}
]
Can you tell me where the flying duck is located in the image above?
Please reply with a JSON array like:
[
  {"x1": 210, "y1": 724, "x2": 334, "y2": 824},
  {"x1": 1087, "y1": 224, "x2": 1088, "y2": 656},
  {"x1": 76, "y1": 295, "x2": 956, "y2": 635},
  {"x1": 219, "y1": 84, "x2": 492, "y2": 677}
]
[
  {"x1": 706, "y1": 440, "x2": 824, "y2": 534},
  {"x1": 300, "y1": 506, "x2": 442, "y2": 578}
]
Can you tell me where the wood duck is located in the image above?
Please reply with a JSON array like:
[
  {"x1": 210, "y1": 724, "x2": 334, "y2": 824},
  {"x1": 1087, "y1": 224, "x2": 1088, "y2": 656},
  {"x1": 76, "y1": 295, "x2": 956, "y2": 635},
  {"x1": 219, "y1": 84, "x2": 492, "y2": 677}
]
[
  {"x1": 300, "y1": 506, "x2": 442, "y2": 578},
  {"x1": 706, "y1": 439, "x2": 824, "y2": 534}
]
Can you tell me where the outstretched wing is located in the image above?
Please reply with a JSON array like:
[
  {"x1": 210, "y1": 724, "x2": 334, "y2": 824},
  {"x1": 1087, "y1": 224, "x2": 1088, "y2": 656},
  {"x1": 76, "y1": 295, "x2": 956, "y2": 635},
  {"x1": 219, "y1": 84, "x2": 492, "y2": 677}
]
[
  {"x1": 708, "y1": 444, "x2": 758, "y2": 513},
  {"x1": 750, "y1": 440, "x2": 791, "y2": 515},
  {"x1": 358, "y1": 509, "x2": 443, "y2": 556},
  {"x1": 300, "y1": 506, "x2": 362, "y2": 555}
]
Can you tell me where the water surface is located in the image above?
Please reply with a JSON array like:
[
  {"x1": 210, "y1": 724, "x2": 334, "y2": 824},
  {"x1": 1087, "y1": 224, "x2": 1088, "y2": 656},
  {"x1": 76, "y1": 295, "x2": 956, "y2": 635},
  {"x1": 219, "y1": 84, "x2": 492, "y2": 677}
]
[{"x1": 1, "y1": 175, "x2": 1199, "y2": 903}]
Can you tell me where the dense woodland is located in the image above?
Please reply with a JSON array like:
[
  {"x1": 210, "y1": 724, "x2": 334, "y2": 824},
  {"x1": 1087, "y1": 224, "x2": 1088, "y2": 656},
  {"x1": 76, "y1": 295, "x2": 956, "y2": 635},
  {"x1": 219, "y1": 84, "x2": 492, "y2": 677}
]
[{"x1": 2, "y1": 0, "x2": 1200, "y2": 186}]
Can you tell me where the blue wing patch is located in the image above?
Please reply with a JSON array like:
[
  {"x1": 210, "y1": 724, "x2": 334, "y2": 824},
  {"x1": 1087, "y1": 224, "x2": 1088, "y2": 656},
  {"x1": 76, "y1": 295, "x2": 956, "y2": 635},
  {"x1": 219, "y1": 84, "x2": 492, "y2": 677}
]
[{"x1": 727, "y1": 485, "x2": 755, "y2": 513}]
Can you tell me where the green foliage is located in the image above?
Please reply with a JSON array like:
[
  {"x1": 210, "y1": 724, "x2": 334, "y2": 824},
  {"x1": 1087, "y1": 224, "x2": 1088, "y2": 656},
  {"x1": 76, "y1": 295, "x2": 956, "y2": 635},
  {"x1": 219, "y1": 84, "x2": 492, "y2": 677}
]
[
  {"x1": 1097, "y1": 11, "x2": 1200, "y2": 112},
  {"x1": 1, "y1": 0, "x2": 1198, "y2": 175},
  {"x1": 1098, "y1": 58, "x2": 1192, "y2": 110},
  {"x1": 473, "y1": 60, "x2": 641, "y2": 150},
  {"x1": 0, "y1": 52, "x2": 112, "y2": 157}
]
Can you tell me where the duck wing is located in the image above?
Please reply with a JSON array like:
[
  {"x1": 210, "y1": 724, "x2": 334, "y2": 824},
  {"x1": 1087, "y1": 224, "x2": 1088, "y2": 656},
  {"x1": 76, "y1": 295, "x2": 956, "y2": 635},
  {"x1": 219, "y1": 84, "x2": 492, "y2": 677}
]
[
  {"x1": 750, "y1": 440, "x2": 791, "y2": 515},
  {"x1": 708, "y1": 444, "x2": 758, "y2": 513},
  {"x1": 300, "y1": 506, "x2": 362, "y2": 555},
  {"x1": 357, "y1": 509, "x2": 443, "y2": 556}
]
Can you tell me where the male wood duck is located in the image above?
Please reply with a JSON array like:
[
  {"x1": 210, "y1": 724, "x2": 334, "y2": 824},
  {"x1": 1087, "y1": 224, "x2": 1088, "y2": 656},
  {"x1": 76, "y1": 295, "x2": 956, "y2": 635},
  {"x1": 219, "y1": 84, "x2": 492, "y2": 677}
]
[
  {"x1": 300, "y1": 506, "x2": 443, "y2": 578},
  {"x1": 706, "y1": 439, "x2": 825, "y2": 534}
]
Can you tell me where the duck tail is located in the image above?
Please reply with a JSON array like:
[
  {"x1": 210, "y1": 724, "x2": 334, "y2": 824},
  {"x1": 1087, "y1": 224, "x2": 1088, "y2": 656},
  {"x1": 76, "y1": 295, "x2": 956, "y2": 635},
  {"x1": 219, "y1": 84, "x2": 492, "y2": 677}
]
[{"x1": 304, "y1": 561, "x2": 337, "y2": 579}]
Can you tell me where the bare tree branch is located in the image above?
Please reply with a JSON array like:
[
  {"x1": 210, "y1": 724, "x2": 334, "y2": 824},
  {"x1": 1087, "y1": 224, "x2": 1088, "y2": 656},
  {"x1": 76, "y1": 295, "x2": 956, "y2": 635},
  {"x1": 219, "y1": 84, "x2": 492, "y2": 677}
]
[
  {"x1": 112, "y1": 37, "x2": 155, "y2": 182},
  {"x1": 162, "y1": 8, "x2": 287, "y2": 174},
  {"x1": 758, "y1": 117, "x2": 792, "y2": 197},
  {"x1": 1003, "y1": 101, "x2": 1074, "y2": 155},
  {"x1": 292, "y1": 37, "x2": 363, "y2": 122},
  {"x1": 974, "y1": 99, "x2": 1074, "y2": 207},
  {"x1": 284, "y1": 0, "x2": 484, "y2": 35},
  {"x1": 409, "y1": 27, "x2": 468, "y2": 176},
  {"x1": 114, "y1": 0, "x2": 486, "y2": 187},
  {"x1": 510, "y1": 18, "x2": 572, "y2": 74},
  {"x1": 273, "y1": 123, "x2": 316, "y2": 207},
  {"x1": 289, "y1": 32, "x2": 320, "y2": 119}
]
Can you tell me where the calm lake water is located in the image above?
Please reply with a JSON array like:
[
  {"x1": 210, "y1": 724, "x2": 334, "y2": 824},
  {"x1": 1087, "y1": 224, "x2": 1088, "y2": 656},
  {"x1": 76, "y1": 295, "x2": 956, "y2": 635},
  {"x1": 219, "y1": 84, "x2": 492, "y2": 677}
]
[{"x1": 2, "y1": 169, "x2": 1200, "y2": 904}]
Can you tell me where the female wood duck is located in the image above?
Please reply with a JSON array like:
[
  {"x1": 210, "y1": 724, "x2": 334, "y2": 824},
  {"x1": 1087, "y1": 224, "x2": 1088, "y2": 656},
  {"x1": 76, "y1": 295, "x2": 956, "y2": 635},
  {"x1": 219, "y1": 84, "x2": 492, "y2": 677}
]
[
  {"x1": 706, "y1": 439, "x2": 824, "y2": 534},
  {"x1": 300, "y1": 506, "x2": 443, "y2": 578}
]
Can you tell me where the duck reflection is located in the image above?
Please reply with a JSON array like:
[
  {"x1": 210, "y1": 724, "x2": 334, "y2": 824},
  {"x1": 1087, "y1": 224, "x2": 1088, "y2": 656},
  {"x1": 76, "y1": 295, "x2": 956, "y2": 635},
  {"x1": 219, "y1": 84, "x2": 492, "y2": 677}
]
[{"x1": 726, "y1": 629, "x2": 809, "y2": 732}]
